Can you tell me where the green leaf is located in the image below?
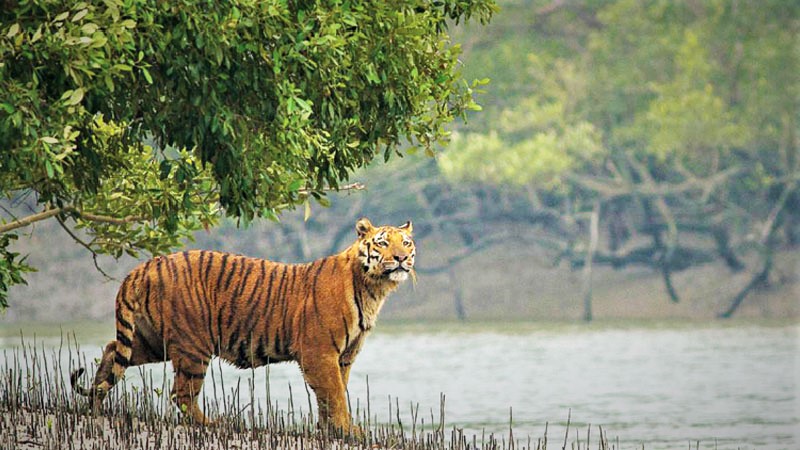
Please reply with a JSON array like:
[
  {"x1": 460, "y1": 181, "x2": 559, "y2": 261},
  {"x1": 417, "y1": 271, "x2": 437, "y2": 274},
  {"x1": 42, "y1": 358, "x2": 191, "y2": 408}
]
[
  {"x1": 65, "y1": 88, "x2": 84, "y2": 106},
  {"x1": 288, "y1": 179, "x2": 303, "y2": 192},
  {"x1": 159, "y1": 160, "x2": 172, "y2": 180},
  {"x1": 31, "y1": 25, "x2": 43, "y2": 43},
  {"x1": 104, "y1": 74, "x2": 115, "y2": 92},
  {"x1": 44, "y1": 160, "x2": 54, "y2": 178},
  {"x1": 71, "y1": 9, "x2": 88, "y2": 22},
  {"x1": 6, "y1": 23, "x2": 19, "y2": 38},
  {"x1": 81, "y1": 23, "x2": 98, "y2": 34},
  {"x1": 141, "y1": 66, "x2": 153, "y2": 84}
]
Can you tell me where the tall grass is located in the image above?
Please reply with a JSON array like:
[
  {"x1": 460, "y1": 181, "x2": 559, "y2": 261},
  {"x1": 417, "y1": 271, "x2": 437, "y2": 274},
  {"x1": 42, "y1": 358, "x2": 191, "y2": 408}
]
[{"x1": 0, "y1": 333, "x2": 617, "y2": 450}]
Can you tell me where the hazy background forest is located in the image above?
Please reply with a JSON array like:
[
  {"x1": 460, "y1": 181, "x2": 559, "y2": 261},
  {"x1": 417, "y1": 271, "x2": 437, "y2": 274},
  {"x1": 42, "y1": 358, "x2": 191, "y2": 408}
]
[{"x1": 4, "y1": 0, "x2": 798, "y2": 323}]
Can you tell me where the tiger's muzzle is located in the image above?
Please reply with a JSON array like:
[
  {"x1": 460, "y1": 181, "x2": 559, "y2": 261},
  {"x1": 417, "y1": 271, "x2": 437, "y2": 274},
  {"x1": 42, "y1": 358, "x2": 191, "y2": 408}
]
[{"x1": 382, "y1": 257, "x2": 414, "y2": 282}]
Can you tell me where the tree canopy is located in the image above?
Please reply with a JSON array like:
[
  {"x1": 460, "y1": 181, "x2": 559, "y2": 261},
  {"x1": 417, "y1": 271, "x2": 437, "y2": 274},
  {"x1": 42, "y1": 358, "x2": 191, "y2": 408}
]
[
  {"x1": 250, "y1": 0, "x2": 798, "y2": 320},
  {"x1": 0, "y1": 0, "x2": 498, "y2": 308},
  {"x1": 441, "y1": 0, "x2": 799, "y2": 317}
]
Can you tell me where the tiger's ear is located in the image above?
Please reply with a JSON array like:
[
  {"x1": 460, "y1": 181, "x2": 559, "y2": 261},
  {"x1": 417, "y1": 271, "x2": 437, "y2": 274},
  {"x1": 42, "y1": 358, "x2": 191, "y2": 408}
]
[
  {"x1": 356, "y1": 218, "x2": 374, "y2": 237},
  {"x1": 399, "y1": 220, "x2": 413, "y2": 234}
]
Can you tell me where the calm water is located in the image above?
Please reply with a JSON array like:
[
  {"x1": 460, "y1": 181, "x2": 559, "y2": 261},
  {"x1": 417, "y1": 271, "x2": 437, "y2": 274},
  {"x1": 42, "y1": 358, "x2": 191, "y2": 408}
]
[{"x1": 1, "y1": 320, "x2": 797, "y2": 449}]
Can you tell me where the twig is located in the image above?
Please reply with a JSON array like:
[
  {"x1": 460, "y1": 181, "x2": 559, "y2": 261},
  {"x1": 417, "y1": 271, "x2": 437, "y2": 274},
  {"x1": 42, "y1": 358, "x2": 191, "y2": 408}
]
[
  {"x1": 55, "y1": 215, "x2": 116, "y2": 281},
  {"x1": 298, "y1": 182, "x2": 366, "y2": 195},
  {"x1": 0, "y1": 202, "x2": 20, "y2": 224},
  {"x1": 72, "y1": 208, "x2": 145, "y2": 226}
]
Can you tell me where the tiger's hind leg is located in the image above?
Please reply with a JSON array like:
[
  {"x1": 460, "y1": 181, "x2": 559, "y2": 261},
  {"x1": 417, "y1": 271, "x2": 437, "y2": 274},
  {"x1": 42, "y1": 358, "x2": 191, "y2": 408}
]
[
  {"x1": 170, "y1": 350, "x2": 212, "y2": 424},
  {"x1": 71, "y1": 325, "x2": 167, "y2": 410},
  {"x1": 69, "y1": 341, "x2": 117, "y2": 411},
  {"x1": 78, "y1": 278, "x2": 142, "y2": 397}
]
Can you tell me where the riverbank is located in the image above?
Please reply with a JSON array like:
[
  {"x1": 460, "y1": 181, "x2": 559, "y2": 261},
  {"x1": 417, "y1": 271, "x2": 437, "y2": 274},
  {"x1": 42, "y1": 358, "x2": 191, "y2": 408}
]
[
  {"x1": 0, "y1": 333, "x2": 607, "y2": 450},
  {"x1": 5, "y1": 228, "x2": 798, "y2": 323},
  {"x1": 0, "y1": 391, "x2": 604, "y2": 450},
  {"x1": 2, "y1": 405, "x2": 391, "y2": 450}
]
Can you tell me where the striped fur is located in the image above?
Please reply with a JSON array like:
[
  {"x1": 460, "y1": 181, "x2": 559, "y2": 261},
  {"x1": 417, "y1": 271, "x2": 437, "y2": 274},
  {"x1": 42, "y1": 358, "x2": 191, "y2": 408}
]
[{"x1": 71, "y1": 218, "x2": 415, "y2": 434}]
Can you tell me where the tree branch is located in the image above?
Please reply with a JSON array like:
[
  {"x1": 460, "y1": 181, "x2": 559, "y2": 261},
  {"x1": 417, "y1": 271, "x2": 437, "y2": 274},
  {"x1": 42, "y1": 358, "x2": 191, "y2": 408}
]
[
  {"x1": 69, "y1": 208, "x2": 145, "y2": 225},
  {"x1": 298, "y1": 182, "x2": 366, "y2": 195},
  {"x1": 566, "y1": 165, "x2": 742, "y2": 200},
  {"x1": 0, "y1": 206, "x2": 146, "y2": 234},
  {"x1": 55, "y1": 215, "x2": 116, "y2": 281},
  {"x1": 717, "y1": 180, "x2": 796, "y2": 318},
  {"x1": 624, "y1": 153, "x2": 681, "y2": 302},
  {"x1": 760, "y1": 180, "x2": 797, "y2": 243},
  {"x1": 0, "y1": 207, "x2": 63, "y2": 234}
]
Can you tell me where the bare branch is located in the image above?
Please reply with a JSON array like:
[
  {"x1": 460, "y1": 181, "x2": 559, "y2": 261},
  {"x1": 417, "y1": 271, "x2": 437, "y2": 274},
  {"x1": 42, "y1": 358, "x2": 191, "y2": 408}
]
[
  {"x1": 0, "y1": 207, "x2": 63, "y2": 234},
  {"x1": 55, "y1": 215, "x2": 116, "y2": 281},
  {"x1": 416, "y1": 233, "x2": 514, "y2": 275},
  {"x1": 566, "y1": 165, "x2": 742, "y2": 200},
  {"x1": 0, "y1": 205, "x2": 147, "y2": 235},
  {"x1": 760, "y1": 180, "x2": 797, "y2": 243},
  {"x1": 298, "y1": 182, "x2": 366, "y2": 195},
  {"x1": 417, "y1": 232, "x2": 566, "y2": 275}
]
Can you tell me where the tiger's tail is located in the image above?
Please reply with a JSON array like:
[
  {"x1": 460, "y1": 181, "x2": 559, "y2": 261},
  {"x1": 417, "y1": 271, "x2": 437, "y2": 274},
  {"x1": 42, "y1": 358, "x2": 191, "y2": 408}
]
[
  {"x1": 69, "y1": 367, "x2": 92, "y2": 397},
  {"x1": 69, "y1": 341, "x2": 116, "y2": 402}
]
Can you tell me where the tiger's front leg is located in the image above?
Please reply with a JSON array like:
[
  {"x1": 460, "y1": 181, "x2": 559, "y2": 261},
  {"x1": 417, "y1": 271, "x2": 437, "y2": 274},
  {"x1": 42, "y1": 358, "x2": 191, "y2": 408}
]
[
  {"x1": 299, "y1": 353, "x2": 355, "y2": 435},
  {"x1": 339, "y1": 331, "x2": 367, "y2": 387}
]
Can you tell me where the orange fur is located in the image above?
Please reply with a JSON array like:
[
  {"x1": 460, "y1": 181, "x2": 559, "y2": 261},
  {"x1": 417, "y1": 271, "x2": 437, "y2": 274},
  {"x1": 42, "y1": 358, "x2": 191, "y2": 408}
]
[{"x1": 71, "y1": 218, "x2": 415, "y2": 434}]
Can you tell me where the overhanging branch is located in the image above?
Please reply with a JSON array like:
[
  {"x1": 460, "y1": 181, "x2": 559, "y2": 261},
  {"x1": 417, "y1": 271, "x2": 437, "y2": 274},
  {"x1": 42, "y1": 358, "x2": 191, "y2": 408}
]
[
  {"x1": 298, "y1": 182, "x2": 366, "y2": 195},
  {"x1": 0, "y1": 207, "x2": 62, "y2": 234},
  {"x1": 0, "y1": 206, "x2": 145, "y2": 234}
]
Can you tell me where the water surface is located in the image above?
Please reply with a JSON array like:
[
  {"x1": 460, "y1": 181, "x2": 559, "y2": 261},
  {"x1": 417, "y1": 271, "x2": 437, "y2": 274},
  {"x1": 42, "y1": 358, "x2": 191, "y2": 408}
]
[{"x1": 2, "y1": 320, "x2": 797, "y2": 449}]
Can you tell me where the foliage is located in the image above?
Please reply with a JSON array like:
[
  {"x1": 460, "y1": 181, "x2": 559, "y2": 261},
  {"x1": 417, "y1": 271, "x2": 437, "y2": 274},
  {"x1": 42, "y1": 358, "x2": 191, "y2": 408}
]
[
  {"x1": 261, "y1": 0, "x2": 797, "y2": 319},
  {"x1": 0, "y1": 0, "x2": 498, "y2": 309},
  {"x1": 438, "y1": 0, "x2": 799, "y2": 313},
  {"x1": 440, "y1": 57, "x2": 604, "y2": 189},
  {"x1": 0, "y1": 233, "x2": 33, "y2": 306}
]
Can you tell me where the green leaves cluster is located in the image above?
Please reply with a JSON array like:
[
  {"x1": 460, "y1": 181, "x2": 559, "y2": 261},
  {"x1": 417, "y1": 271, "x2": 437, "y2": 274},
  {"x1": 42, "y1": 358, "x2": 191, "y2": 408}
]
[
  {"x1": 437, "y1": 0, "x2": 798, "y2": 310},
  {"x1": 442, "y1": 0, "x2": 798, "y2": 214},
  {"x1": 440, "y1": 56, "x2": 603, "y2": 189},
  {"x1": 0, "y1": 0, "x2": 497, "y2": 309}
]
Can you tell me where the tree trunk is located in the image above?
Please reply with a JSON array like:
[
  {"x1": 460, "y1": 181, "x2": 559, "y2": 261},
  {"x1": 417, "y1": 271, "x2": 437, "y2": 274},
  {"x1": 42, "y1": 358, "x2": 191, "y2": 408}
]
[
  {"x1": 448, "y1": 268, "x2": 467, "y2": 321},
  {"x1": 717, "y1": 241, "x2": 773, "y2": 318},
  {"x1": 718, "y1": 180, "x2": 796, "y2": 318},
  {"x1": 581, "y1": 202, "x2": 600, "y2": 322}
]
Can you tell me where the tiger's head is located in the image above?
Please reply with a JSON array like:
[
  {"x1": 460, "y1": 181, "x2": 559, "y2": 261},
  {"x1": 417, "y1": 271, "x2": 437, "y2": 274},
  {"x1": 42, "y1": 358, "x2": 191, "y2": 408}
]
[{"x1": 355, "y1": 218, "x2": 416, "y2": 282}]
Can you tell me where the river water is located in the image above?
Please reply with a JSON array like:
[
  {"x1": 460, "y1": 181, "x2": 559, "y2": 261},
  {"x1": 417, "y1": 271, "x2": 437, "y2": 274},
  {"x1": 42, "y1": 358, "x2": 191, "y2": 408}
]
[{"x1": 1, "y1": 320, "x2": 797, "y2": 449}]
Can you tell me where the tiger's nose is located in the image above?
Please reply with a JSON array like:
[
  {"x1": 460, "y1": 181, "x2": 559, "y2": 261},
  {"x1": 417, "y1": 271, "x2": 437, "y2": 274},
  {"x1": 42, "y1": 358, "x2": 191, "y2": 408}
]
[{"x1": 394, "y1": 254, "x2": 408, "y2": 263}]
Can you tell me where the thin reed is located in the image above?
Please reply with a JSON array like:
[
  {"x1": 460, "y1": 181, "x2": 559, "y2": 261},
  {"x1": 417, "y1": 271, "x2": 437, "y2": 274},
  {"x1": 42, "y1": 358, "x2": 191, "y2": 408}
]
[{"x1": 0, "y1": 333, "x2": 617, "y2": 450}]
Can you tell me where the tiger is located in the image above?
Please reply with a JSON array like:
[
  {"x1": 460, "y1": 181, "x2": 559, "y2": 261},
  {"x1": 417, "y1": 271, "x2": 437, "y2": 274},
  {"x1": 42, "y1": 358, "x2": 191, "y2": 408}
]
[{"x1": 70, "y1": 218, "x2": 415, "y2": 435}]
